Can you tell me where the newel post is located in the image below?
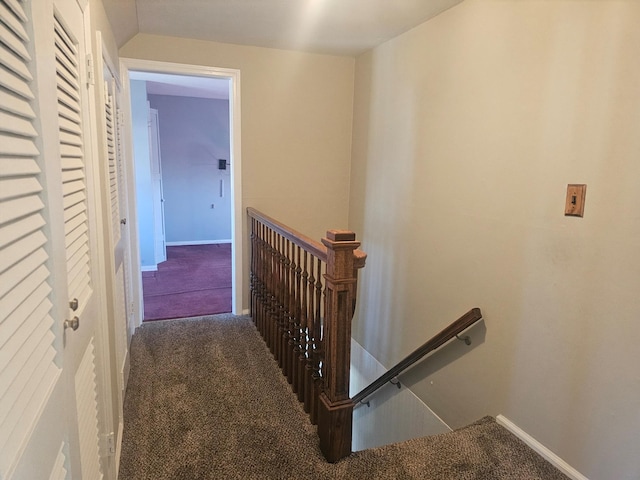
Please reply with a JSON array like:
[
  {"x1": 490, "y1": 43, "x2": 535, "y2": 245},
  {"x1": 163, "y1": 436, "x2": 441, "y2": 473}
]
[{"x1": 318, "y1": 230, "x2": 359, "y2": 462}]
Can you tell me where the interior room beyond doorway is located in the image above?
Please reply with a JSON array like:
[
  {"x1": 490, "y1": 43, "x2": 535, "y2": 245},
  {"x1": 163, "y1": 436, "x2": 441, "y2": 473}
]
[{"x1": 128, "y1": 70, "x2": 234, "y2": 320}]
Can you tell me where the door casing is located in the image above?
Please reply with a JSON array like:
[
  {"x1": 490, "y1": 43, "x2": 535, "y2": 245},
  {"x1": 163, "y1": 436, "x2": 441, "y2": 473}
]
[{"x1": 120, "y1": 58, "x2": 244, "y2": 327}]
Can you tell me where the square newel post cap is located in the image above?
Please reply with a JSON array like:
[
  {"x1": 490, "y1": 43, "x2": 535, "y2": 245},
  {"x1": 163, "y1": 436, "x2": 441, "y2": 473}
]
[{"x1": 324, "y1": 230, "x2": 357, "y2": 243}]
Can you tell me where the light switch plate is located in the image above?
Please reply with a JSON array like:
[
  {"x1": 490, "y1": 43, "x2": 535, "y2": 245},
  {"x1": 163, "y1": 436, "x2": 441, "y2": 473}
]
[{"x1": 565, "y1": 184, "x2": 586, "y2": 217}]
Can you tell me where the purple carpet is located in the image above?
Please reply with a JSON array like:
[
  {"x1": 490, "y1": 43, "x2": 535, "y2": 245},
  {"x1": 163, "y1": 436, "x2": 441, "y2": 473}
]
[{"x1": 142, "y1": 244, "x2": 232, "y2": 321}]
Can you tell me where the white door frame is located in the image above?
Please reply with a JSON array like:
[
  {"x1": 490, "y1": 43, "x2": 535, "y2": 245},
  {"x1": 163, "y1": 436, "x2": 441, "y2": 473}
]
[{"x1": 120, "y1": 58, "x2": 243, "y2": 324}]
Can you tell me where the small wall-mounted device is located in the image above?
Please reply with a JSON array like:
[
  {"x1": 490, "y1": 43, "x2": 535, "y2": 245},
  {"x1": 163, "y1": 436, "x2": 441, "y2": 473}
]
[
  {"x1": 218, "y1": 159, "x2": 227, "y2": 170},
  {"x1": 564, "y1": 184, "x2": 586, "y2": 217}
]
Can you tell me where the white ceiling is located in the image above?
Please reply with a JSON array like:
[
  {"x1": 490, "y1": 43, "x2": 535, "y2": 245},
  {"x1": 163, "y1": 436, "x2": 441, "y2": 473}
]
[{"x1": 103, "y1": 0, "x2": 464, "y2": 56}]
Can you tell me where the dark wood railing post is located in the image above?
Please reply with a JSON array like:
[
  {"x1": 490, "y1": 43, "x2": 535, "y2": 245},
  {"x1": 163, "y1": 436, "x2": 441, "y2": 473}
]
[{"x1": 317, "y1": 230, "x2": 360, "y2": 463}]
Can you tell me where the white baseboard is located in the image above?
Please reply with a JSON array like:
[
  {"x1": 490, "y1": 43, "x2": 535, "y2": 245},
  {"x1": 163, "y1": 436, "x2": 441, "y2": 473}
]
[
  {"x1": 496, "y1": 415, "x2": 588, "y2": 480},
  {"x1": 242, "y1": 309, "x2": 250, "y2": 315},
  {"x1": 140, "y1": 265, "x2": 157, "y2": 272},
  {"x1": 165, "y1": 240, "x2": 231, "y2": 246}
]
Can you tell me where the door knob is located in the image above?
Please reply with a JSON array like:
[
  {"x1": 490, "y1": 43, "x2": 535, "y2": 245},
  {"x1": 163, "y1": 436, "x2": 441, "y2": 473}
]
[
  {"x1": 69, "y1": 298, "x2": 78, "y2": 311},
  {"x1": 64, "y1": 316, "x2": 80, "y2": 331}
]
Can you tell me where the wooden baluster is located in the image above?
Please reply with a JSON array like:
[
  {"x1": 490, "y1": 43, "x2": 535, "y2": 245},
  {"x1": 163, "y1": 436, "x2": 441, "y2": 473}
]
[
  {"x1": 301, "y1": 251, "x2": 313, "y2": 413},
  {"x1": 317, "y1": 230, "x2": 360, "y2": 463},
  {"x1": 255, "y1": 223, "x2": 262, "y2": 333},
  {"x1": 278, "y1": 233, "x2": 286, "y2": 368},
  {"x1": 250, "y1": 217, "x2": 255, "y2": 318},
  {"x1": 306, "y1": 255, "x2": 315, "y2": 419},
  {"x1": 284, "y1": 236, "x2": 293, "y2": 378},
  {"x1": 265, "y1": 228, "x2": 273, "y2": 354},
  {"x1": 259, "y1": 223, "x2": 267, "y2": 339},
  {"x1": 285, "y1": 240, "x2": 297, "y2": 386},
  {"x1": 292, "y1": 245, "x2": 303, "y2": 400},
  {"x1": 272, "y1": 231, "x2": 278, "y2": 357},
  {"x1": 310, "y1": 256, "x2": 324, "y2": 424},
  {"x1": 305, "y1": 256, "x2": 315, "y2": 422},
  {"x1": 261, "y1": 224, "x2": 269, "y2": 338},
  {"x1": 271, "y1": 229, "x2": 280, "y2": 357},
  {"x1": 256, "y1": 221, "x2": 264, "y2": 336},
  {"x1": 290, "y1": 244, "x2": 300, "y2": 397},
  {"x1": 292, "y1": 245, "x2": 300, "y2": 388},
  {"x1": 259, "y1": 224, "x2": 267, "y2": 342},
  {"x1": 278, "y1": 234, "x2": 287, "y2": 372},
  {"x1": 274, "y1": 232, "x2": 282, "y2": 364},
  {"x1": 251, "y1": 220, "x2": 257, "y2": 323},
  {"x1": 295, "y1": 246, "x2": 306, "y2": 403}
]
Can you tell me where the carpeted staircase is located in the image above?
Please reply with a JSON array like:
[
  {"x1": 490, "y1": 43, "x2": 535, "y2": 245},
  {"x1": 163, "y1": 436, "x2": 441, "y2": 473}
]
[{"x1": 118, "y1": 314, "x2": 570, "y2": 480}]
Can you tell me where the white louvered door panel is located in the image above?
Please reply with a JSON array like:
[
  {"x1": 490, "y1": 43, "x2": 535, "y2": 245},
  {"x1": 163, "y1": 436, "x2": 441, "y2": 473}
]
[
  {"x1": 116, "y1": 106, "x2": 126, "y2": 221},
  {"x1": 75, "y1": 338, "x2": 103, "y2": 480},
  {"x1": 104, "y1": 86, "x2": 120, "y2": 244},
  {"x1": 0, "y1": 0, "x2": 64, "y2": 477},
  {"x1": 54, "y1": 13, "x2": 92, "y2": 309}
]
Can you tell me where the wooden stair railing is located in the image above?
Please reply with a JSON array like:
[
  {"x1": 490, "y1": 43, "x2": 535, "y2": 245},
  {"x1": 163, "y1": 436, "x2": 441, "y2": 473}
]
[
  {"x1": 351, "y1": 308, "x2": 483, "y2": 406},
  {"x1": 247, "y1": 207, "x2": 367, "y2": 462}
]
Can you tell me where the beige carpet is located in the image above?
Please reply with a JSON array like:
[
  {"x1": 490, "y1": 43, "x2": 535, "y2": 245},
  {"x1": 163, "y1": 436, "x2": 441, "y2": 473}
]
[{"x1": 118, "y1": 314, "x2": 569, "y2": 480}]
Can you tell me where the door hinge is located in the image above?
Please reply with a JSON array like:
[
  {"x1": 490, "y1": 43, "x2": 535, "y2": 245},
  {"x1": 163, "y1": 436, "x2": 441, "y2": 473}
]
[
  {"x1": 86, "y1": 54, "x2": 95, "y2": 87},
  {"x1": 100, "y1": 432, "x2": 116, "y2": 457}
]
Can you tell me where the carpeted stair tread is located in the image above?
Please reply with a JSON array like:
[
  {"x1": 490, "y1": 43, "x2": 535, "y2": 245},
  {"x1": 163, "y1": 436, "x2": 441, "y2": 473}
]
[{"x1": 118, "y1": 315, "x2": 569, "y2": 480}]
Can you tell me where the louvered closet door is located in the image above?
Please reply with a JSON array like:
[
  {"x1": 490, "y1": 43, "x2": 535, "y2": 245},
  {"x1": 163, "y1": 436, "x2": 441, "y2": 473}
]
[
  {"x1": 2, "y1": 0, "x2": 108, "y2": 474},
  {"x1": 16, "y1": 0, "x2": 105, "y2": 478},
  {"x1": 51, "y1": 1, "x2": 105, "y2": 478},
  {"x1": 100, "y1": 59, "x2": 133, "y2": 462},
  {"x1": 0, "y1": 0, "x2": 71, "y2": 478}
]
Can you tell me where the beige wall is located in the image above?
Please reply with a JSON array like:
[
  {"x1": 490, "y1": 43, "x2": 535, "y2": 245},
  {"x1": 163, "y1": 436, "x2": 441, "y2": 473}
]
[
  {"x1": 120, "y1": 34, "x2": 355, "y2": 242},
  {"x1": 349, "y1": 1, "x2": 640, "y2": 478},
  {"x1": 89, "y1": 0, "x2": 119, "y2": 72}
]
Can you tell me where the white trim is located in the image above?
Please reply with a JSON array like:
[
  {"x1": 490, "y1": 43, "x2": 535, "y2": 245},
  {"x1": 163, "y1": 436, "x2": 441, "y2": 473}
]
[
  {"x1": 140, "y1": 265, "x2": 158, "y2": 272},
  {"x1": 114, "y1": 419, "x2": 124, "y2": 475},
  {"x1": 496, "y1": 415, "x2": 589, "y2": 480},
  {"x1": 117, "y1": 65, "x2": 144, "y2": 329},
  {"x1": 120, "y1": 58, "x2": 243, "y2": 316},
  {"x1": 166, "y1": 240, "x2": 232, "y2": 246},
  {"x1": 120, "y1": 59, "x2": 241, "y2": 83},
  {"x1": 242, "y1": 309, "x2": 250, "y2": 315}
]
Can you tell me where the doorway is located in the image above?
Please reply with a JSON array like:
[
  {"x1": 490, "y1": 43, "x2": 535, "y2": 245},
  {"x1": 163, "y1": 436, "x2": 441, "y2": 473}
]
[{"x1": 121, "y1": 59, "x2": 243, "y2": 326}]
